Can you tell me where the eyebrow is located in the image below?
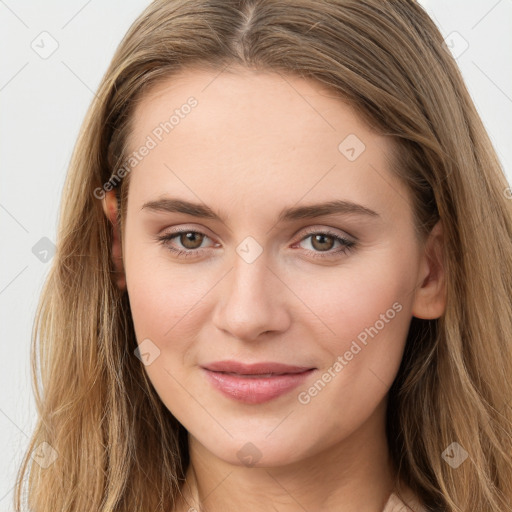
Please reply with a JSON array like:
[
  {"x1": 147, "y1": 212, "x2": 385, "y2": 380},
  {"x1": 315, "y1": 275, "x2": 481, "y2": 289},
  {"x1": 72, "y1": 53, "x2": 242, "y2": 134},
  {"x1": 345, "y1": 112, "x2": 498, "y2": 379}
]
[{"x1": 141, "y1": 197, "x2": 380, "y2": 223}]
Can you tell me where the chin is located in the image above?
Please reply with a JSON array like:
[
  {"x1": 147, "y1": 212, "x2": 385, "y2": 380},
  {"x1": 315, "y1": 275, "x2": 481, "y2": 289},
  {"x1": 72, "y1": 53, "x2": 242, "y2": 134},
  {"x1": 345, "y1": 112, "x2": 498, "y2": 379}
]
[{"x1": 197, "y1": 431, "x2": 310, "y2": 468}]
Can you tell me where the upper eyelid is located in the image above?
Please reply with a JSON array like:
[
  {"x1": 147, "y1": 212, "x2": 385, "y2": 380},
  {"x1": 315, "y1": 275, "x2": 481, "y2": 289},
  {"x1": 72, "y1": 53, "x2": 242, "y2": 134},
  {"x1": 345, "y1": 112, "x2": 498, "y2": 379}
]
[
  {"x1": 295, "y1": 225, "x2": 355, "y2": 241},
  {"x1": 161, "y1": 225, "x2": 355, "y2": 246}
]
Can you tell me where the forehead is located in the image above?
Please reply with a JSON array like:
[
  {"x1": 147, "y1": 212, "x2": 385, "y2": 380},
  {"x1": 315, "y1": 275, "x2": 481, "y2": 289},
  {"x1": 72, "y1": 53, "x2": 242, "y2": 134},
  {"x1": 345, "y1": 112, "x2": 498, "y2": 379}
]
[
  {"x1": 130, "y1": 64, "x2": 373, "y2": 144},
  {"x1": 124, "y1": 65, "x2": 411, "y2": 224}
]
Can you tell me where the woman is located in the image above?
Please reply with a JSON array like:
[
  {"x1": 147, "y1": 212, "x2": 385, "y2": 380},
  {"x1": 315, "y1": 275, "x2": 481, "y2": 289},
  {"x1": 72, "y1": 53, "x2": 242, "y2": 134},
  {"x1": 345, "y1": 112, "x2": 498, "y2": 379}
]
[{"x1": 14, "y1": 1, "x2": 512, "y2": 511}]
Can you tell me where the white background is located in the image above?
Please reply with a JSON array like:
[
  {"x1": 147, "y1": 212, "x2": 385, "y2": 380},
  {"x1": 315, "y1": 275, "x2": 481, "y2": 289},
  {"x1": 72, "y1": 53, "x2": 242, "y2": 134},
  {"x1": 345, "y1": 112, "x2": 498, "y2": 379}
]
[{"x1": 0, "y1": 1, "x2": 511, "y2": 509}]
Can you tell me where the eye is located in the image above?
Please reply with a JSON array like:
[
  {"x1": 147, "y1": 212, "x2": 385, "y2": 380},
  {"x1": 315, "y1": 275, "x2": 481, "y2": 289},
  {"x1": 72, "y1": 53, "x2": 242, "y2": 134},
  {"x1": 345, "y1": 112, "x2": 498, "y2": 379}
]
[
  {"x1": 294, "y1": 228, "x2": 356, "y2": 259},
  {"x1": 156, "y1": 229, "x2": 218, "y2": 258},
  {"x1": 156, "y1": 227, "x2": 356, "y2": 260}
]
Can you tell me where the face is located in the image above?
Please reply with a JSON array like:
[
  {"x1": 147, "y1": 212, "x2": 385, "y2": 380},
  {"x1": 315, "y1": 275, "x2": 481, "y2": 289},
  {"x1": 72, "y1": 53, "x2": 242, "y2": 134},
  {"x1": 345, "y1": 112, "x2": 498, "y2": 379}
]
[{"x1": 114, "y1": 65, "x2": 441, "y2": 467}]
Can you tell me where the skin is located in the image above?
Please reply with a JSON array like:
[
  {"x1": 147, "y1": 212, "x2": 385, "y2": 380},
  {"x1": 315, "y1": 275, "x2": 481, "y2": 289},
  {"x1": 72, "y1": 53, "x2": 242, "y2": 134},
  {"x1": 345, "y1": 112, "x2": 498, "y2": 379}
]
[{"x1": 102, "y1": 65, "x2": 445, "y2": 512}]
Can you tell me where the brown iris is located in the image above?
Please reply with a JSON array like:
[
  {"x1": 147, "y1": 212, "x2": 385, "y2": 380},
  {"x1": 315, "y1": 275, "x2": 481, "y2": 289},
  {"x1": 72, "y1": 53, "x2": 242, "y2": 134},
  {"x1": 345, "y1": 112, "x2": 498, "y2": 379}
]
[
  {"x1": 179, "y1": 232, "x2": 205, "y2": 249},
  {"x1": 309, "y1": 233, "x2": 335, "y2": 251}
]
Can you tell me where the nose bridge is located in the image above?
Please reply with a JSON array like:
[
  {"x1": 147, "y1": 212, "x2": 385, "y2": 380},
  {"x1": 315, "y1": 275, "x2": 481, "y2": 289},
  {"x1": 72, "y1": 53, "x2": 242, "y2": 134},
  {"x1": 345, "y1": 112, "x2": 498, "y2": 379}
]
[
  {"x1": 228, "y1": 238, "x2": 272, "y2": 307},
  {"x1": 213, "y1": 237, "x2": 289, "y2": 340}
]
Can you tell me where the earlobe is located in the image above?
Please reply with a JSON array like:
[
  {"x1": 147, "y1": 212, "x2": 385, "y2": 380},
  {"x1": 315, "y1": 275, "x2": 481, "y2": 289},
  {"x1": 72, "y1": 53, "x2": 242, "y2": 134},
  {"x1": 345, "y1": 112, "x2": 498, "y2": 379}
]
[
  {"x1": 102, "y1": 190, "x2": 126, "y2": 291},
  {"x1": 102, "y1": 189, "x2": 119, "y2": 224},
  {"x1": 411, "y1": 220, "x2": 446, "y2": 320}
]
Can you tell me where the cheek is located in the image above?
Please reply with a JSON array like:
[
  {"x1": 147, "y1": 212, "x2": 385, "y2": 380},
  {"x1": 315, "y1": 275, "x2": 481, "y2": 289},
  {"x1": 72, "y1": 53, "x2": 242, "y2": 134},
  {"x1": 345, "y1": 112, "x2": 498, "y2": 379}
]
[
  {"x1": 123, "y1": 217, "x2": 212, "y2": 337},
  {"x1": 277, "y1": 257, "x2": 414, "y2": 459},
  {"x1": 126, "y1": 256, "x2": 207, "y2": 349},
  {"x1": 287, "y1": 245, "x2": 416, "y2": 345},
  {"x1": 125, "y1": 254, "x2": 211, "y2": 422},
  {"x1": 287, "y1": 245, "x2": 416, "y2": 404}
]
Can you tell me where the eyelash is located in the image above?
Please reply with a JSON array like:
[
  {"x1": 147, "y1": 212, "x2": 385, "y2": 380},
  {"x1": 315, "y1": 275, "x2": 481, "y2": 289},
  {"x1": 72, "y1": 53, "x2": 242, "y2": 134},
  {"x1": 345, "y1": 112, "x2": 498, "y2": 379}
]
[{"x1": 156, "y1": 227, "x2": 356, "y2": 260}]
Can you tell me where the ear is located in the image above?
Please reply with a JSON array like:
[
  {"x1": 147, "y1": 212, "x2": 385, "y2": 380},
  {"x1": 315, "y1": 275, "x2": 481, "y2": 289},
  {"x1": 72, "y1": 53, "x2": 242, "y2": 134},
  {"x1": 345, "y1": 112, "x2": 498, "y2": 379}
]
[
  {"x1": 102, "y1": 190, "x2": 126, "y2": 291},
  {"x1": 411, "y1": 220, "x2": 446, "y2": 320}
]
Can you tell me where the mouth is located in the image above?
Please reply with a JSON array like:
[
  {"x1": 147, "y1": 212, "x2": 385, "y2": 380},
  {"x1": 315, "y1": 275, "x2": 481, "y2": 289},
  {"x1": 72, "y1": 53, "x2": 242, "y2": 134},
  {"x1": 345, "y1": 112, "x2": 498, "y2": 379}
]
[
  {"x1": 214, "y1": 372, "x2": 296, "y2": 378},
  {"x1": 202, "y1": 360, "x2": 314, "y2": 375},
  {"x1": 201, "y1": 360, "x2": 316, "y2": 404}
]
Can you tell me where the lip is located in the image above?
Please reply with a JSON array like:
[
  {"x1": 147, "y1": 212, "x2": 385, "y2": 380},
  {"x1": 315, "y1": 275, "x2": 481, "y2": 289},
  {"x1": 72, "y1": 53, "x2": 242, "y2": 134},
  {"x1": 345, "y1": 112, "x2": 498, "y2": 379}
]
[
  {"x1": 203, "y1": 360, "x2": 314, "y2": 375},
  {"x1": 201, "y1": 360, "x2": 316, "y2": 404}
]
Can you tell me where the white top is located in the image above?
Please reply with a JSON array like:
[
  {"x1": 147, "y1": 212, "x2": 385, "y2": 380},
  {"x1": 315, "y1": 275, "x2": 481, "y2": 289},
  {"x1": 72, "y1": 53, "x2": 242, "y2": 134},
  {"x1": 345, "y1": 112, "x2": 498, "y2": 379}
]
[{"x1": 382, "y1": 490, "x2": 428, "y2": 512}]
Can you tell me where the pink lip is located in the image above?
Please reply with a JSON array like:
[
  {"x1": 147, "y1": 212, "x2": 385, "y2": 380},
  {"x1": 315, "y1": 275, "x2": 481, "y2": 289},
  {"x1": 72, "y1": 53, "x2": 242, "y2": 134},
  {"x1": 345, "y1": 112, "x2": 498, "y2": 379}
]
[{"x1": 201, "y1": 360, "x2": 316, "y2": 404}]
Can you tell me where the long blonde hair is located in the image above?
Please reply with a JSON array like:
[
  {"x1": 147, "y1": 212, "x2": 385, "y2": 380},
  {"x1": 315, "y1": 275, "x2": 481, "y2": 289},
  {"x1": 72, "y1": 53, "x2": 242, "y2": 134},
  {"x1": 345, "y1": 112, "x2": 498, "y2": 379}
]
[{"x1": 14, "y1": 1, "x2": 512, "y2": 510}]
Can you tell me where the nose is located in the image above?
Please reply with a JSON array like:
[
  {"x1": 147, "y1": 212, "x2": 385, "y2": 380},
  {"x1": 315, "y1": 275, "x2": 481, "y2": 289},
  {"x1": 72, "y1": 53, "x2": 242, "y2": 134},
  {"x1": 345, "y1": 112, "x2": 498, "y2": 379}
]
[{"x1": 212, "y1": 248, "x2": 291, "y2": 342}]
